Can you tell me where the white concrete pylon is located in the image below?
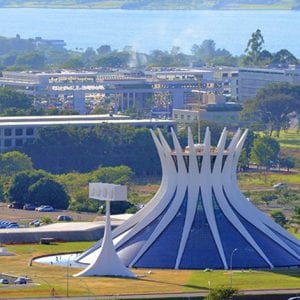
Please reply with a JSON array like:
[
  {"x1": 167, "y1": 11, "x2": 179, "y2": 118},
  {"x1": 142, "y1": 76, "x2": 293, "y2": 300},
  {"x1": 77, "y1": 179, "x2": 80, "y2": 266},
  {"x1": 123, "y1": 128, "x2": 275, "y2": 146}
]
[{"x1": 75, "y1": 200, "x2": 135, "y2": 278}]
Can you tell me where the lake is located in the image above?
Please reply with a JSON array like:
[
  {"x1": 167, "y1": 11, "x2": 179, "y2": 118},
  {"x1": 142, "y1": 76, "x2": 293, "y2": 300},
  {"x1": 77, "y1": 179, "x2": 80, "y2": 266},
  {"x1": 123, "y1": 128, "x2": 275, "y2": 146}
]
[{"x1": 0, "y1": 9, "x2": 299, "y2": 56}]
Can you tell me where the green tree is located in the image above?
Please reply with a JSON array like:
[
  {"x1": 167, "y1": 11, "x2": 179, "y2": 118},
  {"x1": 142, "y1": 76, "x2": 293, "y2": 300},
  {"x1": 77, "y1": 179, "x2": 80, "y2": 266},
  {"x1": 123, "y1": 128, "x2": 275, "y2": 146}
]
[
  {"x1": 244, "y1": 29, "x2": 265, "y2": 65},
  {"x1": 250, "y1": 135, "x2": 280, "y2": 169},
  {"x1": 290, "y1": 206, "x2": 300, "y2": 232},
  {"x1": 15, "y1": 51, "x2": 46, "y2": 69},
  {"x1": 270, "y1": 210, "x2": 287, "y2": 227},
  {"x1": 0, "y1": 87, "x2": 33, "y2": 113},
  {"x1": 97, "y1": 45, "x2": 112, "y2": 56},
  {"x1": 90, "y1": 165, "x2": 133, "y2": 185},
  {"x1": 0, "y1": 151, "x2": 33, "y2": 177},
  {"x1": 206, "y1": 286, "x2": 237, "y2": 300},
  {"x1": 278, "y1": 155, "x2": 295, "y2": 171},
  {"x1": 8, "y1": 170, "x2": 47, "y2": 205},
  {"x1": 28, "y1": 177, "x2": 69, "y2": 209},
  {"x1": 62, "y1": 56, "x2": 84, "y2": 69},
  {"x1": 272, "y1": 49, "x2": 298, "y2": 65},
  {"x1": 240, "y1": 83, "x2": 300, "y2": 136}
]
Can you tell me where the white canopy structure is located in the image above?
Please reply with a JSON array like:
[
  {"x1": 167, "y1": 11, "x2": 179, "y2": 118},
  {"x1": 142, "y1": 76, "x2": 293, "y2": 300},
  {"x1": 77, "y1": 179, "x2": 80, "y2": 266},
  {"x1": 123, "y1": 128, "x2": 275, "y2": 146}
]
[{"x1": 77, "y1": 128, "x2": 300, "y2": 269}]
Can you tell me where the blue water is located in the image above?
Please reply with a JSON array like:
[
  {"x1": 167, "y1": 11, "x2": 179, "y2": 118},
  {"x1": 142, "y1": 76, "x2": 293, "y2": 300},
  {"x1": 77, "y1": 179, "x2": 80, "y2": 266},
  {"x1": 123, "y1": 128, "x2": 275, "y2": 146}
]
[{"x1": 0, "y1": 9, "x2": 299, "y2": 56}]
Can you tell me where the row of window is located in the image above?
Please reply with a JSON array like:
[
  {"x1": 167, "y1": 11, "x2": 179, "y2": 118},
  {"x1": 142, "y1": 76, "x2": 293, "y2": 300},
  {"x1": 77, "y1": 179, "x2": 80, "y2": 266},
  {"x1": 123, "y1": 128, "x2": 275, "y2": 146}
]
[
  {"x1": 1, "y1": 128, "x2": 34, "y2": 137},
  {"x1": 0, "y1": 138, "x2": 35, "y2": 148},
  {"x1": 174, "y1": 113, "x2": 198, "y2": 121}
]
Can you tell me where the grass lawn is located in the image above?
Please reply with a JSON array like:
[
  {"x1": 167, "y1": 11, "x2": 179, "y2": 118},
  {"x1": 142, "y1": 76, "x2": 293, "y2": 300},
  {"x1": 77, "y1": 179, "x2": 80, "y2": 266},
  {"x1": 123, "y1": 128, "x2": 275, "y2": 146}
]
[
  {"x1": 0, "y1": 242, "x2": 299, "y2": 299},
  {"x1": 238, "y1": 171, "x2": 300, "y2": 190},
  {"x1": 186, "y1": 268, "x2": 300, "y2": 291},
  {"x1": 275, "y1": 130, "x2": 300, "y2": 149}
]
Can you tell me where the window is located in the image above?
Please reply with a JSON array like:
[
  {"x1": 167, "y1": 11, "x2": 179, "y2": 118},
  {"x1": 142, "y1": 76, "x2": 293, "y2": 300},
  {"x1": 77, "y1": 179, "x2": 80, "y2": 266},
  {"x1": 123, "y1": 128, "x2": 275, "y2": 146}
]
[
  {"x1": 26, "y1": 128, "x2": 34, "y2": 136},
  {"x1": 15, "y1": 128, "x2": 23, "y2": 136},
  {"x1": 15, "y1": 139, "x2": 23, "y2": 146},
  {"x1": 4, "y1": 128, "x2": 12, "y2": 136},
  {"x1": 4, "y1": 139, "x2": 12, "y2": 147}
]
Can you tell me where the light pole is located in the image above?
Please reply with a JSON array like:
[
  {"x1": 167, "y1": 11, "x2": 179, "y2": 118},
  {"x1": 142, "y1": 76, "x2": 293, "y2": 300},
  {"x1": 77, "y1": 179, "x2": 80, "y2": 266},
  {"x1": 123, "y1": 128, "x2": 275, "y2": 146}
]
[
  {"x1": 230, "y1": 248, "x2": 238, "y2": 287},
  {"x1": 66, "y1": 254, "x2": 72, "y2": 297}
]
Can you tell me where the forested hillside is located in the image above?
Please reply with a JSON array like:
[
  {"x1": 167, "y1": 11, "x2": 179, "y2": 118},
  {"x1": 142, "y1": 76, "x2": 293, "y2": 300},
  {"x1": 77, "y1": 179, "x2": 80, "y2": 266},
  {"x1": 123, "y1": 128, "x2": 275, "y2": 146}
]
[{"x1": 0, "y1": 0, "x2": 298, "y2": 10}]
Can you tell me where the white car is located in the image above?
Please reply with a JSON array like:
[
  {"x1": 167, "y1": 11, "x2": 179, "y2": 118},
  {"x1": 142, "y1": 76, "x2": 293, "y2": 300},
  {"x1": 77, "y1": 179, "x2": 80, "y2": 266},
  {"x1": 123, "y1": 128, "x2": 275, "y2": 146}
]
[
  {"x1": 35, "y1": 205, "x2": 54, "y2": 212},
  {"x1": 273, "y1": 182, "x2": 288, "y2": 189}
]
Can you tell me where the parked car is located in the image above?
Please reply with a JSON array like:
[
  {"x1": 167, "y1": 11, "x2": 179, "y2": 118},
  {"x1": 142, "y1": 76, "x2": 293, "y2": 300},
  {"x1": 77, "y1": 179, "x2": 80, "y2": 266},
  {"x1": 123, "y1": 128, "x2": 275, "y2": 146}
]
[
  {"x1": 35, "y1": 205, "x2": 54, "y2": 212},
  {"x1": 23, "y1": 203, "x2": 36, "y2": 210},
  {"x1": 8, "y1": 201, "x2": 23, "y2": 209},
  {"x1": 29, "y1": 219, "x2": 41, "y2": 226},
  {"x1": 273, "y1": 182, "x2": 288, "y2": 189},
  {"x1": 14, "y1": 277, "x2": 27, "y2": 284},
  {"x1": 57, "y1": 215, "x2": 73, "y2": 222},
  {"x1": 0, "y1": 221, "x2": 19, "y2": 229},
  {"x1": 6, "y1": 223, "x2": 19, "y2": 229},
  {"x1": 0, "y1": 278, "x2": 9, "y2": 284}
]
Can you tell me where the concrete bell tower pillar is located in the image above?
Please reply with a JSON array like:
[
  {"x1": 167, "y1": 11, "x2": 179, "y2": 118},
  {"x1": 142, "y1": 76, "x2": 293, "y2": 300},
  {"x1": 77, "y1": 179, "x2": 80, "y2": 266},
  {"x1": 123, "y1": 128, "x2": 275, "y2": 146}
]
[{"x1": 75, "y1": 183, "x2": 135, "y2": 277}]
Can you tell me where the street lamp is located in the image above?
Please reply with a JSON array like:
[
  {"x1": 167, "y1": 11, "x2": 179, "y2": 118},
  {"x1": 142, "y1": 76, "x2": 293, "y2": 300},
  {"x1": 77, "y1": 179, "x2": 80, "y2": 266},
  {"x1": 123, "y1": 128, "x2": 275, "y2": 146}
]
[
  {"x1": 66, "y1": 254, "x2": 72, "y2": 297},
  {"x1": 230, "y1": 248, "x2": 238, "y2": 287}
]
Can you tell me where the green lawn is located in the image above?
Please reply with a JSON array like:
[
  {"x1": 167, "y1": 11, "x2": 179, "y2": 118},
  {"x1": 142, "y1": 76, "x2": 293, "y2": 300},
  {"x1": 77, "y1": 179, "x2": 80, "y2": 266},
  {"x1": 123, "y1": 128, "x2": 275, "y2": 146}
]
[
  {"x1": 275, "y1": 130, "x2": 300, "y2": 149},
  {"x1": 0, "y1": 241, "x2": 299, "y2": 299},
  {"x1": 238, "y1": 171, "x2": 300, "y2": 189},
  {"x1": 186, "y1": 268, "x2": 300, "y2": 291}
]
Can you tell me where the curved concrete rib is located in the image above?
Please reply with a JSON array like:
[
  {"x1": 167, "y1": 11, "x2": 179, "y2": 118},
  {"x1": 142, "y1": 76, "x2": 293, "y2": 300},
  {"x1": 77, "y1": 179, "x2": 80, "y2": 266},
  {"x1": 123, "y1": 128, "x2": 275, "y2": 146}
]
[
  {"x1": 130, "y1": 128, "x2": 188, "y2": 267},
  {"x1": 175, "y1": 127, "x2": 199, "y2": 269},
  {"x1": 200, "y1": 127, "x2": 227, "y2": 269},
  {"x1": 223, "y1": 130, "x2": 300, "y2": 260}
]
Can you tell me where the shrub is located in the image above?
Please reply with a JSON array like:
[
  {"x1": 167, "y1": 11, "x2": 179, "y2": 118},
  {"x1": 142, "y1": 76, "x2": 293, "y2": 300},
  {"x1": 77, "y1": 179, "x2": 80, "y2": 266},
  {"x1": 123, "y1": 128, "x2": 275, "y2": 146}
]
[{"x1": 206, "y1": 286, "x2": 238, "y2": 300}]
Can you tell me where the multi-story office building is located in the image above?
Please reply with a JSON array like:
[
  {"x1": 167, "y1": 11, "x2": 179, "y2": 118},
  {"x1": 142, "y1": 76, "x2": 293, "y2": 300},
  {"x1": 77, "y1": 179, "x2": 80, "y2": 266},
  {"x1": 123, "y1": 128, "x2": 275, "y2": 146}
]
[{"x1": 238, "y1": 66, "x2": 300, "y2": 101}]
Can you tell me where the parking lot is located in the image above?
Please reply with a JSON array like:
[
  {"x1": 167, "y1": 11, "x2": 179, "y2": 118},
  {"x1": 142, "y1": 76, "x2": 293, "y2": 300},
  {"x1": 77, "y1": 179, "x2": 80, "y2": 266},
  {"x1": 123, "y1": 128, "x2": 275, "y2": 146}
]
[{"x1": 0, "y1": 203, "x2": 98, "y2": 224}]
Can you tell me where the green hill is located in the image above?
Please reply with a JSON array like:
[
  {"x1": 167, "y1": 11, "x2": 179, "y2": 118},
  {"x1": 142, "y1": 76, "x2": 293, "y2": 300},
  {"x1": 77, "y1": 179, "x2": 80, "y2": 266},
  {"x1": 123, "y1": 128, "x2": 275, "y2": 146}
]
[{"x1": 0, "y1": 0, "x2": 299, "y2": 9}]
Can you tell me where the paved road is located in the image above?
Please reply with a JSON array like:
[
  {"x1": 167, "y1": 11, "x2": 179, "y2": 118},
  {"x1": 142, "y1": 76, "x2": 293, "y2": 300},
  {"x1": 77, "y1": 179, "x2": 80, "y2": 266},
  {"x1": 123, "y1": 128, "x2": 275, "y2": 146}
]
[{"x1": 2, "y1": 289, "x2": 300, "y2": 300}]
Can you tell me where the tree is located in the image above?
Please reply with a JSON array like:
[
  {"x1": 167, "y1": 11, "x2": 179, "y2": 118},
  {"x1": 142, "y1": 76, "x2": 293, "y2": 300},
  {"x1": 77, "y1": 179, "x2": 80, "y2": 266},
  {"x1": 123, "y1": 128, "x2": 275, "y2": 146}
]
[
  {"x1": 244, "y1": 29, "x2": 265, "y2": 65},
  {"x1": 270, "y1": 210, "x2": 287, "y2": 227},
  {"x1": 290, "y1": 206, "x2": 300, "y2": 233},
  {"x1": 8, "y1": 170, "x2": 47, "y2": 205},
  {"x1": 250, "y1": 135, "x2": 280, "y2": 169},
  {"x1": 272, "y1": 49, "x2": 298, "y2": 65},
  {"x1": 206, "y1": 286, "x2": 237, "y2": 300},
  {"x1": 15, "y1": 51, "x2": 46, "y2": 69},
  {"x1": 62, "y1": 56, "x2": 84, "y2": 69},
  {"x1": 278, "y1": 155, "x2": 295, "y2": 171},
  {"x1": 0, "y1": 87, "x2": 33, "y2": 113},
  {"x1": 0, "y1": 151, "x2": 33, "y2": 177},
  {"x1": 28, "y1": 177, "x2": 69, "y2": 209},
  {"x1": 240, "y1": 83, "x2": 300, "y2": 136},
  {"x1": 97, "y1": 45, "x2": 112, "y2": 56},
  {"x1": 191, "y1": 40, "x2": 235, "y2": 66}
]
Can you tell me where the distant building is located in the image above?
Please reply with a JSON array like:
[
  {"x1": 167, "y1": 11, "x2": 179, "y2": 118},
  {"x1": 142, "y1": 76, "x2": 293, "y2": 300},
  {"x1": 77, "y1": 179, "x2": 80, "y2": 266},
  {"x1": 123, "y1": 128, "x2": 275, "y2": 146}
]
[
  {"x1": 173, "y1": 107, "x2": 240, "y2": 126},
  {"x1": 0, "y1": 115, "x2": 175, "y2": 152},
  {"x1": 34, "y1": 37, "x2": 66, "y2": 49},
  {"x1": 0, "y1": 68, "x2": 239, "y2": 114},
  {"x1": 238, "y1": 66, "x2": 300, "y2": 101}
]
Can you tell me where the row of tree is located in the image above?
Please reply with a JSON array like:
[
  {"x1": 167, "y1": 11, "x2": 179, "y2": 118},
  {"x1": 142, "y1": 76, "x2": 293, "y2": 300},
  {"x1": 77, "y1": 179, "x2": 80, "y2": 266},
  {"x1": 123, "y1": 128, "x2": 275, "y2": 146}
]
[
  {"x1": 0, "y1": 150, "x2": 136, "y2": 212},
  {"x1": 0, "y1": 30, "x2": 298, "y2": 71}
]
